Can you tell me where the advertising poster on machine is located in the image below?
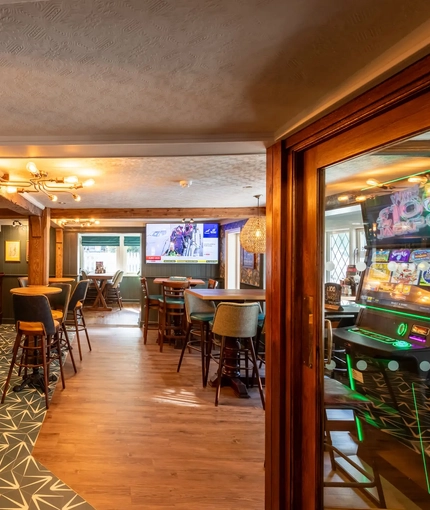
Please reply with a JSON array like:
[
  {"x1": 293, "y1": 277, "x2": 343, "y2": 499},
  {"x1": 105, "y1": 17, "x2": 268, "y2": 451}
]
[{"x1": 146, "y1": 223, "x2": 219, "y2": 264}]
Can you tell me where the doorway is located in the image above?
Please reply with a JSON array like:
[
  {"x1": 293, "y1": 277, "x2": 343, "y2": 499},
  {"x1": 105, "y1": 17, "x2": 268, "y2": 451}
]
[{"x1": 226, "y1": 228, "x2": 241, "y2": 289}]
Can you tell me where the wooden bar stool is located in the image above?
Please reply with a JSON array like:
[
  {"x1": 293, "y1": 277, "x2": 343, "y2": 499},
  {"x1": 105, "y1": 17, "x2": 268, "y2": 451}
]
[
  {"x1": 65, "y1": 280, "x2": 91, "y2": 361},
  {"x1": 177, "y1": 290, "x2": 215, "y2": 386},
  {"x1": 140, "y1": 277, "x2": 162, "y2": 344},
  {"x1": 1, "y1": 294, "x2": 65, "y2": 409},
  {"x1": 158, "y1": 281, "x2": 189, "y2": 352},
  {"x1": 324, "y1": 377, "x2": 386, "y2": 508}
]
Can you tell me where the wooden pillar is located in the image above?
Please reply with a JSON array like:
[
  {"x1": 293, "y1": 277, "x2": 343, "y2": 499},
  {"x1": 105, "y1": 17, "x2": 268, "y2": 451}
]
[
  {"x1": 55, "y1": 228, "x2": 63, "y2": 277},
  {"x1": 28, "y1": 208, "x2": 50, "y2": 285}
]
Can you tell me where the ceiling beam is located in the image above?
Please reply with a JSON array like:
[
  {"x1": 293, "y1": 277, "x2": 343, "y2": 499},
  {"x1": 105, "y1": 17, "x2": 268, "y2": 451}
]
[
  {"x1": 50, "y1": 207, "x2": 265, "y2": 220},
  {"x1": 0, "y1": 192, "x2": 43, "y2": 217}
]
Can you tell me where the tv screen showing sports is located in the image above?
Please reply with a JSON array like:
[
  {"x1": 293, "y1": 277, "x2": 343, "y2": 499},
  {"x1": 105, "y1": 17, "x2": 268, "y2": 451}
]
[
  {"x1": 361, "y1": 184, "x2": 430, "y2": 246},
  {"x1": 356, "y1": 245, "x2": 430, "y2": 316},
  {"x1": 146, "y1": 223, "x2": 219, "y2": 264}
]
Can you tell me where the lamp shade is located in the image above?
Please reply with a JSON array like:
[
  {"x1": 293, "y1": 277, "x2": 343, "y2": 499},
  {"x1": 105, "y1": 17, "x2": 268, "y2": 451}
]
[{"x1": 240, "y1": 216, "x2": 266, "y2": 253}]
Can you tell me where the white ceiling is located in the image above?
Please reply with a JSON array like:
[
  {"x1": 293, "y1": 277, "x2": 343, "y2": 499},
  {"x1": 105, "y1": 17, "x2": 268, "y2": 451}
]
[{"x1": 0, "y1": 0, "x2": 428, "y2": 224}]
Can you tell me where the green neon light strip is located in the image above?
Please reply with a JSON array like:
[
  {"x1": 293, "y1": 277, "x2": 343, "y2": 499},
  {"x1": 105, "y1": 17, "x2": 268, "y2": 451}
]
[
  {"x1": 366, "y1": 304, "x2": 430, "y2": 322},
  {"x1": 361, "y1": 169, "x2": 430, "y2": 191},
  {"x1": 411, "y1": 383, "x2": 430, "y2": 493},
  {"x1": 346, "y1": 354, "x2": 364, "y2": 442}
]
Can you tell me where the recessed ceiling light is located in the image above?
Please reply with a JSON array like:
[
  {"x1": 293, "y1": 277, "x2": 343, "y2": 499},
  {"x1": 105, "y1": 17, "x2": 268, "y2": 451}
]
[{"x1": 243, "y1": 185, "x2": 252, "y2": 189}]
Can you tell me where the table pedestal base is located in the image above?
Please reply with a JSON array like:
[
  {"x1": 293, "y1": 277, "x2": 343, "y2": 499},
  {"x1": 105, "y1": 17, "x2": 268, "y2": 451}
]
[
  {"x1": 209, "y1": 374, "x2": 250, "y2": 398},
  {"x1": 13, "y1": 368, "x2": 56, "y2": 394}
]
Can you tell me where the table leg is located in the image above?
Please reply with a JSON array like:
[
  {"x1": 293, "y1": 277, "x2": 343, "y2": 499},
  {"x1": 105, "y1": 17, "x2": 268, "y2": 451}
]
[{"x1": 89, "y1": 278, "x2": 112, "y2": 311}]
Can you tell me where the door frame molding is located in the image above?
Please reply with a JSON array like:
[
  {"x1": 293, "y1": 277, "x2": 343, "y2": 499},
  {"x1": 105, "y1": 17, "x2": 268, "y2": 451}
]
[{"x1": 266, "y1": 54, "x2": 430, "y2": 509}]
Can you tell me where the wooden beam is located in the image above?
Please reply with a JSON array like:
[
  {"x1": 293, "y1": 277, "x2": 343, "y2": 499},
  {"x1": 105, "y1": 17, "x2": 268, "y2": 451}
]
[
  {"x1": 0, "y1": 192, "x2": 42, "y2": 216},
  {"x1": 55, "y1": 229, "x2": 63, "y2": 278},
  {"x1": 375, "y1": 140, "x2": 430, "y2": 156},
  {"x1": 50, "y1": 207, "x2": 266, "y2": 220}
]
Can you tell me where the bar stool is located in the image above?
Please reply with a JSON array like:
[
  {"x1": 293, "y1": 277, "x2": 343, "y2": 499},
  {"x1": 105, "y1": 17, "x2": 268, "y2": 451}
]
[
  {"x1": 1, "y1": 294, "x2": 65, "y2": 409},
  {"x1": 65, "y1": 280, "x2": 91, "y2": 361},
  {"x1": 140, "y1": 277, "x2": 162, "y2": 344},
  {"x1": 177, "y1": 290, "x2": 216, "y2": 386},
  {"x1": 48, "y1": 283, "x2": 77, "y2": 373},
  {"x1": 323, "y1": 377, "x2": 386, "y2": 508},
  {"x1": 210, "y1": 302, "x2": 265, "y2": 408},
  {"x1": 208, "y1": 279, "x2": 219, "y2": 289},
  {"x1": 104, "y1": 270, "x2": 124, "y2": 309},
  {"x1": 158, "y1": 281, "x2": 189, "y2": 352}
]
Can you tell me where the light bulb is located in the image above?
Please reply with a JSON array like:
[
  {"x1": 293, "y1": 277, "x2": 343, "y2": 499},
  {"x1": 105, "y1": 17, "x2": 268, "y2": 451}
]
[
  {"x1": 73, "y1": 194, "x2": 81, "y2": 202},
  {"x1": 49, "y1": 194, "x2": 58, "y2": 202},
  {"x1": 26, "y1": 162, "x2": 38, "y2": 175},
  {"x1": 366, "y1": 178, "x2": 380, "y2": 187},
  {"x1": 5, "y1": 186, "x2": 17, "y2": 193},
  {"x1": 64, "y1": 175, "x2": 79, "y2": 184},
  {"x1": 337, "y1": 195, "x2": 349, "y2": 202},
  {"x1": 355, "y1": 195, "x2": 366, "y2": 202},
  {"x1": 83, "y1": 178, "x2": 95, "y2": 187},
  {"x1": 95, "y1": 220, "x2": 100, "y2": 225}
]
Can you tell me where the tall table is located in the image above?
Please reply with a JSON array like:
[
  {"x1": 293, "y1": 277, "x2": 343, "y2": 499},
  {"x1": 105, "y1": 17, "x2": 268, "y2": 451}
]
[
  {"x1": 154, "y1": 277, "x2": 205, "y2": 287},
  {"x1": 10, "y1": 285, "x2": 62, "y2": 393},
  {"x1": 187, "y1": 288, "x2": 266, "y2": 398},
  {"x1": 86, "y1": 274, "x2": 114, "y2": 311}
]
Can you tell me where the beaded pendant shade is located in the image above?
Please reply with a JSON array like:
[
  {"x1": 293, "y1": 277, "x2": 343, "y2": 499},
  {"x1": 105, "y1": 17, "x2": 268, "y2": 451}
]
[{"x1": 240, "y1": 194, "x2": 266, "y2": 254}]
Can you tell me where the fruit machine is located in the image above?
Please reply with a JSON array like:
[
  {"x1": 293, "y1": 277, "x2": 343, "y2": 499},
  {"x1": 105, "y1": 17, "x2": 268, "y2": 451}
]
[{"x1": 332, "y1": 184, "x2": 430, "y2": 499}]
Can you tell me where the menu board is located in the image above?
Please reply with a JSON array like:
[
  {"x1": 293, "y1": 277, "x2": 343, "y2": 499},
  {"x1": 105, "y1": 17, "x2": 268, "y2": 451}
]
[{"x1": 325, "y1": 283, "x2": 342, "y2": 310}]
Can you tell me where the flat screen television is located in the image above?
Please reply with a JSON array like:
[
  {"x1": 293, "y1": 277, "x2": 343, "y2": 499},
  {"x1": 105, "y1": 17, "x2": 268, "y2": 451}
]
[
  {"x1": 361, "y1": 184, "x2": 430, "y2": 246},
  {"x1": 146, "y1": 223, "x2": 219, "y2": 264}
]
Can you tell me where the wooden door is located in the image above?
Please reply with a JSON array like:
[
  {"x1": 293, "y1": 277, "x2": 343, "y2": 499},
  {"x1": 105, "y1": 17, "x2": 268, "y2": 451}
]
[{"x1": 266, "y1": 55, "x2": 430, "y2": 509}]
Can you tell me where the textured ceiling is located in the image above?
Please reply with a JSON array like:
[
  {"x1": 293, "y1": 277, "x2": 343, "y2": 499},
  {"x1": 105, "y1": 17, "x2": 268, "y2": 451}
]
[{"x1": 0, "y1": 0, "x2": 428, "y2": 221}]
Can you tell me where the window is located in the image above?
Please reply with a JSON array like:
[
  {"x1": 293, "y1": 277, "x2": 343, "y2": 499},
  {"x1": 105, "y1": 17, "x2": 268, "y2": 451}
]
[
  {"x1": 327, "y1": 230, "x2": 350, "y2": 283},
  {"x1": 80, "y1": 234, "x2": 141, "y2": 275}
]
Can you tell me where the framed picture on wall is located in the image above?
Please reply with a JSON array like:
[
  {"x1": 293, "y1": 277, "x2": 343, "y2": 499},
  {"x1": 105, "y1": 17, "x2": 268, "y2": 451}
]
[
  {"x1": 242, "y1": 248, "x2": 255, "y2": 269},
  {"x1": 5, "y1": 240, "x2": 20, "y2": 262}
]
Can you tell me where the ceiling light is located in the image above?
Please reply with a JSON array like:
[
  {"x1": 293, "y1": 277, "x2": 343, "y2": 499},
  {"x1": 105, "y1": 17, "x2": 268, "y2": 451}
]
[
  {"x1": 366, "y1": 178, "x2": 380, "y2": 187},
  {"x1": 12, "y1": 220, "x2": 22, "y2": 228},
  {"x1": 355, "y1": 195, "x2": 367, "y2": 202},
  {"x1": 240, "y1": 194, "x2": 266, "y2": 254},
  {"x1": 0, "y1": 161, "x2": 96, "y2": 202},
  {"x1": 58, "y1": 218, "x2": 100, "y2": 228},
  {"x1": 408, "y1": 175, "x2": 428, "y2": 185},
  {"x1": 83, "y1": 178, "x2": 95, "y2": 187},
  {"x1": 179, "y1": 180, "x2": 192, "y2": 188},
  {"x1": 337, "y1": 194, "x2": 350, "y2": 202}
]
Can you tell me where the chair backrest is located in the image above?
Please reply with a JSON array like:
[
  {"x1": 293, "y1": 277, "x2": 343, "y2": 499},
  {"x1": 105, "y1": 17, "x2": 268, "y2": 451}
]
[
  {"x1": 212, "y1": 302, "x2": 259, "y2": 338},
  {"x1": 208, "y1": 279, "x2": 219, "y2": 289},
  {"x1": 81, "y1": 270, "x2": 89, "y2": 279},
  {"x1": 13, "y1": 294, "x2": 57, "y2": 336},
  {"x1": 48, "y1": 283, "x2": 72, "y2": 320},
  {"x1": 184, "y1": 290, "x2": 216, "y2": 323},
  {"x1": 162, "y1": 281, "x2": 190, "y2": 301},
  {"x1": 140, "y1": 277, "x2": 150, "y2": 302},
  {"x1": 112, "y1": 270, "x2": 124, "y2": 288},
  {"x1": 17, "y1": 277, "x2": 28, "y2": 287},
  {"x1": 68, "y1": 280, "x2": 90, "y2": 310}
]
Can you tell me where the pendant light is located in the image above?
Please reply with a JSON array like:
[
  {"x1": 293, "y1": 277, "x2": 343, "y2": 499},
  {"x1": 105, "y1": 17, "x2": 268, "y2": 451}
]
[{"x1": 240, "y1": 194, "x2": 266, "y2": 253}]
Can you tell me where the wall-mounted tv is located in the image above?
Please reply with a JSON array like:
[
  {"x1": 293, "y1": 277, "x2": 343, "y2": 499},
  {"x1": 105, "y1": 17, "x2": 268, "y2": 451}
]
[{"x1": 146, "y1": 223, "x2": 219, "y2": 264}]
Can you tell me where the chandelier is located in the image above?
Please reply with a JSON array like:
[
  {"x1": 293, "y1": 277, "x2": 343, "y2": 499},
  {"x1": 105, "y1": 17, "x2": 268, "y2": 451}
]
[
  {"x1": 240, "y1": 194, "x2": 266, "y2": 254},
  {"x1": 0, "y1": 162, "x2": 95, "y2": 202},
  {"x1": 57, "y1": 218, "x2": 100, "y2": 228}
]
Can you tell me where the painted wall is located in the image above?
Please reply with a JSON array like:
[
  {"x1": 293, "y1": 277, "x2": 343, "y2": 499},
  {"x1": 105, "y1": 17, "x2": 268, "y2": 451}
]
[{"x1": 220, "y1": 220, "x2": 264, "y2": 288}]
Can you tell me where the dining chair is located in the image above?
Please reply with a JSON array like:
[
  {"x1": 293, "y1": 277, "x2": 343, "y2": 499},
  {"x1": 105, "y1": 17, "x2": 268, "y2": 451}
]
[
  {"x1": 158, "y1": 280, "x2": 190, "y2": 352},
  {"x1": 65, "y1": 280, "x2": 91, "y2": 360},
  {"x1": 140, "y1": 277, "x2": 162, "y2": 344},
  {"x1": 208, "y1": 279, "x2": 219, "y2": 289},
  {"x1": 104, "y1": 270, "x2": 124, "y2": 309},
  {"x1": 48, "y1": 283, "x2": 77, "y2": 373},
  {"x1": 1, "y1": 294, "x2": 65, "y2": 409},
  {"x1": 209, "y1": 302, "x2": 265, "y2": 408},
  {"x1": 17, "y1": 276, "x2": 28, "y2": 287},
  {"x1": 177, "y1": 290, "x2": 216, "y2": 386},
  {"x1": 81, "y1": 269, "x2": 97, "y2": 303}
]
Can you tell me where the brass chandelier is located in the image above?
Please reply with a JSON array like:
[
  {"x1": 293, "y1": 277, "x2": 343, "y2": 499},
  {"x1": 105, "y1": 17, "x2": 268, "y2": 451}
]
[
  {"x1": 0, "y1": 162, "x2": 95, "y2": 202},
  {"x1": 240, "y1": 194, "x2": 266, "y2": 254}
]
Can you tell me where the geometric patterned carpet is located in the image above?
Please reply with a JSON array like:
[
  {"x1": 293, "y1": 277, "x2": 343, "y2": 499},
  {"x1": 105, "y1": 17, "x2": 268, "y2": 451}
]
[{"x1": 0, "y1": 325, "x2": 95, "y2": 510}]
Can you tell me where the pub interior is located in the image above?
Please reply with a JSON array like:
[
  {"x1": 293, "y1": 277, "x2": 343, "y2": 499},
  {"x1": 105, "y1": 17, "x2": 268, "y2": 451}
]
[{"x1": 0, "y1": 2, "x2": 429, "y2": 510}]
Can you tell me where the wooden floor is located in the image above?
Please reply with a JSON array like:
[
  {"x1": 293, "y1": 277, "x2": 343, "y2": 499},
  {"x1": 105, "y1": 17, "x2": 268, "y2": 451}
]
[
  {"x1": 31, "y1": 303, "x2": 423, "y2": 509},
  {"x1": 32, "y1": 304, "x2": 265, "y2": 510}
]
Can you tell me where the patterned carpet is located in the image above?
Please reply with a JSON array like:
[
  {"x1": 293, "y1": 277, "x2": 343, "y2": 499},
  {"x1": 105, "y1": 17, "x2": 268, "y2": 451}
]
[{"x1": 0, "y1": 325, "x2": 94, "y2": 510}]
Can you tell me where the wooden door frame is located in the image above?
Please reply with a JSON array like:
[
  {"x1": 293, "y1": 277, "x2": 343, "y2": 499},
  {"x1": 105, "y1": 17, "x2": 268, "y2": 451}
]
[{"x1": 265, "y1": 54, "x2": 430, "y2": 509}]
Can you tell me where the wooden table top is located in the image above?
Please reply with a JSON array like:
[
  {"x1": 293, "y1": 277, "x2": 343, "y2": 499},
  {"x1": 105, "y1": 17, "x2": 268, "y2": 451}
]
[
  {"x1": 86, "y1": 274, "x2": 114, "y2": 280},
  {"x1": 48, "y1": 277, "x2": 75, "y2": 283},
  {"x1": 186, "y1": 288, "x2": 266, "y2": 301},
  {"x1": 10, "y1": 286, "x2": 62, "y2": 295},
  {"x1": 154, "y1": 278, "x2": 205, "y2": 286}
]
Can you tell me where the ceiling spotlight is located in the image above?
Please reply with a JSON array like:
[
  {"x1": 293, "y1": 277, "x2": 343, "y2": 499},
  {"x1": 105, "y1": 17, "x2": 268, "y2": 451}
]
[
  {"x1": 366, "y1": 178, "x2": 381, "y2": 187},
  {"x1": 355, "y1": 195, "x2": 367, "y2": 202},
  {"x1": 179, "y1": 180, "x2": 192, "y2": 188},
  {"x1": 337, "y1": 194, "x2": 350, "y2": 202},
  {"x1": 408, "y1": 175, "x2": 428, "y2": 185},
  {"x1": 12, "y1": 220, "x2": 22, "y2": 227},
  {"x1": 73, "y1": 194, "x2": 81, "y2": 202}
]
